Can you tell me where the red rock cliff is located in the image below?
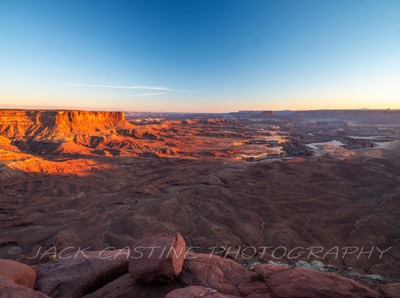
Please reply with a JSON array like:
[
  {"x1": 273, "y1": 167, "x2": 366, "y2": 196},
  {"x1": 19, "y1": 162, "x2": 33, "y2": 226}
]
[{"x1": 0, "y1": 110, "x2": 130, "y2": 140}]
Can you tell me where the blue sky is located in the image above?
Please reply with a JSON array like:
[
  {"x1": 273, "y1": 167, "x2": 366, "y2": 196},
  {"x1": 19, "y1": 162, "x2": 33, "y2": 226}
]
[{"x1": 0, "y1": 0, "x2": 400, "y2": 112}]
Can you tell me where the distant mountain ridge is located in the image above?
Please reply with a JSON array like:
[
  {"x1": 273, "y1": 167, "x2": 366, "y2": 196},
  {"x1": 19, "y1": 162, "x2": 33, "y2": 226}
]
[{"x1": 230, "y1": 109, "x2": 400, "y2": 123}]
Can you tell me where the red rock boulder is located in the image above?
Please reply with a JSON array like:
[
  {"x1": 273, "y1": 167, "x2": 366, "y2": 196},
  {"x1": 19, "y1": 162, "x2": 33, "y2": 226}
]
[
  {"x1": 250, "y1": 263, "x2": 291, "y2": 280},
  {"x1": 34, "y1": 250, "x2": 128, "y2": 297},
  {"x1": 165, "y1": 286, "x2": 240, "y2": 298},
  {"x1": 179, "y1": 253, "x2": 270, "y2": 297},
  {"x1": 129, "y1": 233, "x2": 186, "y2": 284},
  {"x1": 263, "y1": 265, "x2": 380, "y2": 298},
  {"x1": 85, "y1": 273, "x2": 182, "y2": 298},
  {"x1": 0, "y1": 259, "x2": 37, "y2": 288},
  {"x1": 0, "y1": 277, "x2": 49, "y2": 298},
  {"x1": 0, "y1": 259, "x2": 49, "y2": 298},
  {"x1": 380, "y1": 283, "x2": 400, "y2": 298}
]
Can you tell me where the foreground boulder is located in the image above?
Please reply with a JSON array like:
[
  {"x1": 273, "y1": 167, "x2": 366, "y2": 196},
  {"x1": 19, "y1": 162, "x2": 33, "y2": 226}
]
[
  {"x1": 380, "y1": 283, "x2": 400, "y2": 298},
  {"x1": 179, "y1": 253, "x2": 267, "y2": 297},
  {"x1": 84, "y1": 273, "x2": 182, "y2": 298},
  {"x1": 4, "y1": 233, "x2": 387, "y2": 298},
  {"x1": 0, "y1": 259, "x2": 48, "y2": 298},
  {"x1": 129, "y1": 233, "x2": 186, "y2": 284},
  {"x1": 253, "y1": 264, "x2": 380, "y2": 298},
  {"x1": 251, "y1": 263, "x2": 291, "y2": 280},
  {"x1": 165, "y1": 286, "x2": 240, "y2": 298},
  {"x1": 0, "y1": 259, "x2": 37, "y2": 288},
  {"x1": 0, "y1": 277, "x2": 49, "y2": 298},
  {"x1": 179, "y1": 256, "x2": 380, "y2": 298},
  {"x1": 34, "y1": 250, "x2": 128, "y2": 297}
]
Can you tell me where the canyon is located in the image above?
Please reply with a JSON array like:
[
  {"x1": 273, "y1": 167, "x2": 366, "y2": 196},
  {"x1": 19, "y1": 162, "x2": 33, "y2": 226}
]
[{"x1": 1, "y1": 109, "x2": 400, "y2": 297}]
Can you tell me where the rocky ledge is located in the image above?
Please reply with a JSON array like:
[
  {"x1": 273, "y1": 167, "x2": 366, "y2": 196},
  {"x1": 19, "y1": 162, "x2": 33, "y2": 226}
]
[{"x1": 1, "y1": 233, "x2": 399, "y2": 298}]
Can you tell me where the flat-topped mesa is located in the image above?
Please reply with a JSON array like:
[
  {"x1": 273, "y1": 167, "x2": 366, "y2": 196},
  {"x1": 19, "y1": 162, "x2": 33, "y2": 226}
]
[
  {"x1": 55, "y1": 110, "x2": 125, "y2": 125},
  {"x1": 0, "y1": 110, "x2": 131, "y2": 140},
  {"x1": 52, "y1": 110, "x2": 127, "y2": 132}
]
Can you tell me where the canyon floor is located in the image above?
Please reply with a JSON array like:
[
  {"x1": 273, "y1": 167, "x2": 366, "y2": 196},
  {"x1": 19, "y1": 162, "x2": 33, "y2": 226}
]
[{"x1": 1, "y1": 110, "x2": 400, "y2": 286}]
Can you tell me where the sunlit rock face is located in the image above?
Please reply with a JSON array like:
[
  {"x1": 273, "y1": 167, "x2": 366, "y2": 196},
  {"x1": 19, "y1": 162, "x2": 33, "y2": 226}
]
[
  {"x1": 0, "y1": 109, "x2": 293, "y2": 159},
  {"x1": 0, "y1": 109, "x2": 142, "y2": 157},
  {"x1": 0, "y1": 110, "x2": 129, "y2": 140}
]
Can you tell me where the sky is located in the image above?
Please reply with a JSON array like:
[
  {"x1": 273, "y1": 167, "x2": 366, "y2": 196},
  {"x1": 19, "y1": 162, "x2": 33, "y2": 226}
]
[{"x1": 0, "y1": 0, "x2": 400, "y2": 113}]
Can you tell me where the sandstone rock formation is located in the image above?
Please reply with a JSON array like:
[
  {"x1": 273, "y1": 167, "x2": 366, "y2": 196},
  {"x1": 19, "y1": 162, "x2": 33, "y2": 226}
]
[
  {"x1": 0, "y1": 109, "x2": 139, "y2": 157},
  {"x1": 165, "y1": 286, "x2": 239, "y2": 298},
  {"x1": 0, "y1": 110, "x2": 128, "y2": 140},
  {"x1": 0, "y1": 278, "x2": 49, "y2": 298},
  {"x1": 0, "y1": 109, "x2": 290, "y2": 159},
  {"x1": 380, "y1": 283, "x2": 400, "y2": 298},
  {"x1": 86, "y1": 252, "x2": 384, "y2": 297},
  {"x1": 85, "y1": 273, "x2": 182, "y2": 298},
  {"x1": 0, "y1": 233, "x2": 395, "y2": 297},
  {"x1": 129, "y1": 233, "x2": 186, "y2": 284},
  {"x1": 0, "y1": 259, "x2": 37, "y2": 288},
  {"x1": 87, "y1": 250, "x2": 382, "y2": 298},
  {"x1": 0, "y1": 259, "x2": 49, "y2": 298},
  {"x1": 34, "y1": 250, "x2": 128, "y2": 297},
  {"x1": 179, "y1": 253, "x2": 260, "y2": 296},
  {"x1": 262, "y1": 265, "x2": 380, "y2": 298}
]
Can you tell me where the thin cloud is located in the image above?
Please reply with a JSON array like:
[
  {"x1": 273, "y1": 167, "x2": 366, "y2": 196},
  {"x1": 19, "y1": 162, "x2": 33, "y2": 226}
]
[
  {"x1": 129, "y1": 92, "x2": 167, "y2": 97},
  {"x1": 100, "y1": 92, "x2": 124, "y2": 95},
  {"x1": 53, "y1": 68, "x2": 84, "y2": 72},
  {"x1": 328, "y1": 80, "x2": 363, "y2": 84},
  {"x1": 65, "y1": 83, "x2": 193, "y2": 92}
]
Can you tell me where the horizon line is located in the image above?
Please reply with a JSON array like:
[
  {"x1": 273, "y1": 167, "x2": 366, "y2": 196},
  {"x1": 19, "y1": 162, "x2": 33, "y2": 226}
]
[{"x1": 0, "y1": 106, "x2": 399, "y2": 114}]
